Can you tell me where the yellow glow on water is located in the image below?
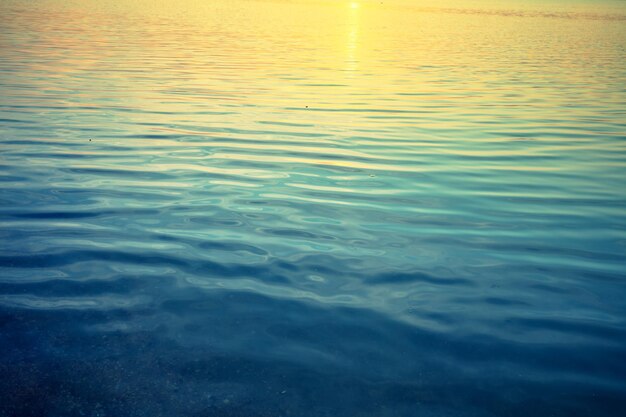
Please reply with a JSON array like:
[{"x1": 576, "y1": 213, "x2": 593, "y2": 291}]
[
  {"x1": 346, "y1": 0, "x2": 361, "y2": 73},
  {"x1": 4, "y1": 0, "x2": 625, "y2": 141}
]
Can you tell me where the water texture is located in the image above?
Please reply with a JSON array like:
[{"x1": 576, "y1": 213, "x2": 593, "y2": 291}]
[{"x1": 1, "y1": 0, "x2": 625, "y2": 416}]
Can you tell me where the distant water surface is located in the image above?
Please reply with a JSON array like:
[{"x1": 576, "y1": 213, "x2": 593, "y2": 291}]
[{"x1": 1, "y1": 0, "x2": 625, "y2": 416}]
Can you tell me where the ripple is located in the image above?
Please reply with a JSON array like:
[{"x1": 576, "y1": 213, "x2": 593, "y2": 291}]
[{"x1": 1, "y1": 0, "x2": 626, "y2": 415}]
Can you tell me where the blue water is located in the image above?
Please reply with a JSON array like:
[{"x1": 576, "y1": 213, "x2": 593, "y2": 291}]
[{"x1": 1, "y1": 0, "x2": 626, "y2": 416}]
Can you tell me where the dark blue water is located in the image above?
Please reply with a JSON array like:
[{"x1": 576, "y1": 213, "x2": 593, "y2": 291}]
[{"x1": 1, "y1": 0, "x2": 626, "y2": 416}]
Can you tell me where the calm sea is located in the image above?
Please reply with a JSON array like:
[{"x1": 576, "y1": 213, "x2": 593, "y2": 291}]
[{"x1": 1, "y1": 0, "x2": 625, "y2": 416}]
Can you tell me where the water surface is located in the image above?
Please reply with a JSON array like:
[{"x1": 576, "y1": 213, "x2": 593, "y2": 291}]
[{"x1": 1, "y1": 0, "x2": 626, "y2": 416}]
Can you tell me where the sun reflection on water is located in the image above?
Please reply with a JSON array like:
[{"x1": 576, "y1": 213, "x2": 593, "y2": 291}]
[{"x1": 346, "y1": 1, "x2": 360, "y2": 73}]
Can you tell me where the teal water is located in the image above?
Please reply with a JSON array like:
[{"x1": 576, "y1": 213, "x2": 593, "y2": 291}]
[{"x1": 1, "y1": 0, "x2": 626, "y2": 416}]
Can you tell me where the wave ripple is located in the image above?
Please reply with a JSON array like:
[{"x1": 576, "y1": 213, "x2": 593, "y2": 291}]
[{"x1": 1, "y1": 0, "x2": 626, "y2": 416}]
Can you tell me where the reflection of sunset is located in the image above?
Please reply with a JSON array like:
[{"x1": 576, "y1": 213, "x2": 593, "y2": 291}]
[
  {"x1": 8, "y1": 0, "x2": 621, "y2": 157},
  {"x1": 346, "y1": 0, "x2": 360, "y2": 73}
]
